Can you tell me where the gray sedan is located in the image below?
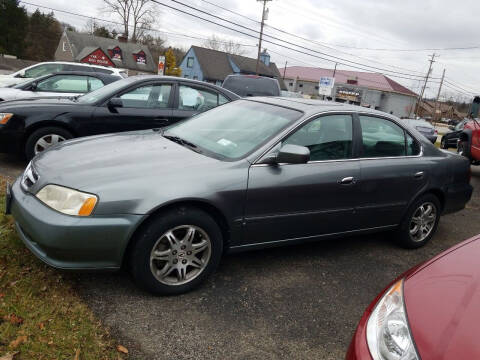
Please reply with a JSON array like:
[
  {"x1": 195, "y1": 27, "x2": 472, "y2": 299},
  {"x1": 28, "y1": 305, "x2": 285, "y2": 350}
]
[
  {"x1": 401, "y1": 118, "x2": 438, "y2": 144},
  {"x1": 6, "y1": 98, "x2": 473, "y2": 295}
]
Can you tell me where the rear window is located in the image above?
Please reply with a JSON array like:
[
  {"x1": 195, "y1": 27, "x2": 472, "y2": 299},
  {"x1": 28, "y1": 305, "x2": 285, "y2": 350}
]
[{"x1": 222, "y1": 76, "x2": 280, "y2": 97}]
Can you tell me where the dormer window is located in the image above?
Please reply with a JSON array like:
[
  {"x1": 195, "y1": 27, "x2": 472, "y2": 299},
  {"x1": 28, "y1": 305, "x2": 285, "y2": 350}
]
[
  {"x1": 108, "y1": 46, "x2": 122, "y2": 61},
  {"x1": 133, "y1": 50, "x2": 146, "y2": 65}
]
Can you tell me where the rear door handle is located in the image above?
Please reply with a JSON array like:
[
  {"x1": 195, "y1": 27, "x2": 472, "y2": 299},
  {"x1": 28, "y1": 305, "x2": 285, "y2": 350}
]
[
  {"x1": 414, "y1": 171, "x2": 425, "y2": 179},
  {"x1": 154, "y1": 118, "x2": 169, "y2": 123},
  {"x1": 338, "y1": 176, "x2": 356, "y2": 185}
]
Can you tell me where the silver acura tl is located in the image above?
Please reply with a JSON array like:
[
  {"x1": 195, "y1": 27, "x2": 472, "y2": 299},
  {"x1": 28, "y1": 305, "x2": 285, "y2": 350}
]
[{"x1": 5, "y1": 98, "x2": 472, "y2": 295}]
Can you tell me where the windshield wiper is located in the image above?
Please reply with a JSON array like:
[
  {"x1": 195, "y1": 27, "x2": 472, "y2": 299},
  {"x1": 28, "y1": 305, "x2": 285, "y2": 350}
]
[{"x1": 163, "y1": 134, "x2": 201, "y2": 153}]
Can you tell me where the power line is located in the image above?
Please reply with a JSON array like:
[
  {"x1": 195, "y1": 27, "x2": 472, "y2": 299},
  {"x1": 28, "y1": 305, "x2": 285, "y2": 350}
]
[{"x1": 157, "y1": 0, "x2": 438, "y2": 80}]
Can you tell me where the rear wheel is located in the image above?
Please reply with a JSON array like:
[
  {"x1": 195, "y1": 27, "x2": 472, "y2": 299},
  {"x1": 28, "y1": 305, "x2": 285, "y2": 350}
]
[
  {"x1": 395, "y1": 194, "x2": 441, "y2": 249},
  {"x1": 25, "y1": 126, "x2": 73, "y2": 159},
  {"x1": 130, "y1": 207, "x2": 223, "y2": 295}
]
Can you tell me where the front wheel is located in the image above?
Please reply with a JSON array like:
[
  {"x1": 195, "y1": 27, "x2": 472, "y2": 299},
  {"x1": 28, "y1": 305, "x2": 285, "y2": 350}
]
[
  {"x1": 25, "y1": 126, "x2": 73, "y2": 160},
  {"x1": 130, "y1": 207, "x2": 223, "y2": 295},
  {"x1": 395, "y1": 194, "x2": 441, "y2": 249},
  {"x1": 440, "y1": 138, "x2": 447, "y2": 149}
]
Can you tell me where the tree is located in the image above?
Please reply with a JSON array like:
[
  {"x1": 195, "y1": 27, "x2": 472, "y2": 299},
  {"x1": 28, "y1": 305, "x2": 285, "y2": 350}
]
[
  {"x1": 202, "y1": 34, "x2": 246, "y2": 55},
  {"x1": 164, "y1": 48, "x2": 181, "y2": 77},
  {"x1": 24, "y1": 10, "x2": 62, "y2": 61},
  {"x1": 102, "y1": 0, "x2": 157, "y2": 41},
  {"x1": 0, "y1": 0, "x2": 29, "y2": 56}
]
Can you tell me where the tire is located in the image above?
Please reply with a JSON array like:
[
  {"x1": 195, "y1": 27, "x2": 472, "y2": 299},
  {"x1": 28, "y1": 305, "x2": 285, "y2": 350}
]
[
  {"x1": 130, "y1": 207, "x2": 223, "y2": 295},
  {"x1": 440, "y1": 138, "x2": 447, "y2": 149},
  {"x1": 395, "y1": 194, "x2": 441, "y2": 249},
  {"x1": 25, "y1": 126, "x2": 73, "y2": 160},
  {"x1": 457, "y1": 141, "x2": 470, "y2": 159}
]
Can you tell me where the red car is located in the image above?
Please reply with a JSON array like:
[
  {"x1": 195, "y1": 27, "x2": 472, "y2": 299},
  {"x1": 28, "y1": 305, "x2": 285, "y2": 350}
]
[
  {"x1": 458, "y1": 120, "x2": 480, "y2": 164},
  {"x1": 347, "y1": 235, "x2": 480, "y2": 360}
]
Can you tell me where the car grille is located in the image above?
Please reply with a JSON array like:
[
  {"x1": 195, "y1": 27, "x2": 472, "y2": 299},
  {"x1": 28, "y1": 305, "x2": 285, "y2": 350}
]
[{"x1": 21, "y1": 162, "x2": 39, "y2": 191}]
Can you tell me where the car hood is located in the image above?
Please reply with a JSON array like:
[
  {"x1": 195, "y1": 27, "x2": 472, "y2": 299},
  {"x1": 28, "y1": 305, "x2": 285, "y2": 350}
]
[
  {"x1": 0, "y1": 96, "x2": 76, "y2": 109},
  {"x1": 0, "y1": 75, "x2": 24, "y2": 87},
  {"x1": 30, "y1": 130, "x2": 240, "y2": 214},
  {"x1": 404, "y1": 236, "x2": 480, "y2": 360},
  {"x1": 0, "y1": 88, "x2": 26, "y2": 101}
]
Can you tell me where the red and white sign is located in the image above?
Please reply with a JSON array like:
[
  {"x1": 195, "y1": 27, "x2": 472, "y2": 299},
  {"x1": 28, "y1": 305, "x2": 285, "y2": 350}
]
[
  {"x1": 158, "y1": 56, "x2": 165, "y2": 75},
  {"x1": 80, "y1": 48, "x2": 115, "y2": 67}
]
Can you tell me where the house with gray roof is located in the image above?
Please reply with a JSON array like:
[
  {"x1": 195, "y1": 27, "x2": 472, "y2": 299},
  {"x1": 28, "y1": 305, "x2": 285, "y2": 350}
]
[
  {"x1": 54, "y1": 31, "x2": 156, "y2": 75},
  {"x1": 179, "y1": 46, "x2": 286, "y2": 89}
]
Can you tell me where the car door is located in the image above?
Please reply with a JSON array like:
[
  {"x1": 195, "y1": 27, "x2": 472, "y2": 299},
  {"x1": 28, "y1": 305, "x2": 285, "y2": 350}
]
[
  {"x1": 90, "y1": 81, "x2": 174, "y2": 134},
  {"x1": 356, "y1": 114, "x2": 428, "y2": 229},
  {"x1": 244, "y1": 113, "x2": 361, "y2": 245},
  {"x1": 170, "y1": 83, "x2": 231, "y2": 124}
]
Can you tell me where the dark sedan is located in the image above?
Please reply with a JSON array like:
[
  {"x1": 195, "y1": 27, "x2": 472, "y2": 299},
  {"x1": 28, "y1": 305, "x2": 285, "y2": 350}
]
[
  {"x1": 6, "y1": 98, "x2": 472, "y2": 295},
  {"x1": 441, "y1": 119, "x2": 468, "y2": 149},
  {"x1": 0, "y1": 75, "x2": 239, "y2": 159}
]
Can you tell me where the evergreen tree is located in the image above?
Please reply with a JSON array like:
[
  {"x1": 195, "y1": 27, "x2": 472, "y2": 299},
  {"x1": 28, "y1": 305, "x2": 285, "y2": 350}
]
[
  {"x1": 0, "y1": 0, "x2": 28, "y2": 56},
  {"x1": 24, "y1": 10, "x2": 62, "y2": 61},
  {"x1": 164, "y1": 48, "x2": 181, "y2": 77}
]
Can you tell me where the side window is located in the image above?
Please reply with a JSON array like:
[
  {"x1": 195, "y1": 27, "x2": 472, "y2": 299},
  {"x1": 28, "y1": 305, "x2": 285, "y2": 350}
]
[
  {"x1": 283, "y1": 114, "x2": 353, "y2": 161},
  {"x1": 218, "y1": 94, "x2": 229, "y2": 105},
  {"x1": 178, "y1": 85, "x2": 220, "y2": 112},
  {"x1": 187, "y1": 57, "x2": 194, "y2": 68},
  {"x1": 93, "y1": 67, "x2": 114, "y2": 75},
  {"x1": 119, "y1": 84, "x2": 172, "y2": 109},
  {"x1": 88, "y1": 77, "x2": 104, "y2": 92},
  {"x1": 406, "y1": 133, "x2": 421, "y2": 156},
  {"x1": 36, "y1": 75, "x2": 89, "y2": 93},
  {"x1": 24, "y1": 63, "x2": 64, "y2": 78},
  {"x1": 360, "y1": 115, "x2": 406, "y2": 157}
]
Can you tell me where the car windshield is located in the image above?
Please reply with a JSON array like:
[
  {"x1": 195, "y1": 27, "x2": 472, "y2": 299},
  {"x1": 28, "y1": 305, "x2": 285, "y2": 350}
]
[
  {"x1": 165, "y1": 100, "x2": 302, "y2": 160},
  {"x1": 77, "y1": 78, "x2": 131, "y2": 104},
  {"x1": 223, "y1": 76, "x2": 280, "y2": 97}
]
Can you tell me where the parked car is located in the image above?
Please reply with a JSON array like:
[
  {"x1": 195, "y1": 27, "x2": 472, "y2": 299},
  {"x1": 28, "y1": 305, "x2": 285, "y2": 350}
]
[
  {"x1": 6, "y1": 98, "x2": 472, "y2": 295},
  {"x1": 0, "y1": 61, "x2": 127, "y2": 88},
  {"x1": 281, "y1": 90, "x2": 303, "y2": 98},
  {"x1": 346, "y1": 234, "x2": 480, "y2": 360},
  {"x1": 222, "y1": 74, "x2": 281, "y2": 97},
  {"x1": 440, "y1": 119, "x2": 468, "y2": 149},
  {"x1": 458, "y1": 119, "x2": 480, "y2": 164},
  {"x1": 0, "y1": 75, "x2": 239, "y2": 159},
  {"x1": 401, "y1": 118, "x2": 438, "y2": 144},
  {"x1": 0, "y1": 72, "x2": 121, "y2": 102}
]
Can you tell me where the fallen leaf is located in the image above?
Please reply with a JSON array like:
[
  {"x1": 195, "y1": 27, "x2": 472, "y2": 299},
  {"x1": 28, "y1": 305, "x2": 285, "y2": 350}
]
[
  {"x1": 8, "y1": 281, "x2": 18, "y2": 287},
  {"x1": 0, "y1": 352, "x2": 19, "y2": 360},
  {"x1": 3, "y1": 314, "x2": 23, "y2": 326},
  {"x1": 9, "y1": 335, "x2": 27, "y2": 349},
  {"x1": 40, "y1": 286, "x2": 47, "y2": 292},
  {"x1": 38, "y1": 322, "x2": 45, "y2": 330},
  {"x1": 117, "y1": 345, "x2": 128, "y2": 354},
  {"x1": 0, "y1": 294, "x2": 4, "y2": 298},
  {"x1": 73, "y1": 348, "x2": 80, "y2": 360}
]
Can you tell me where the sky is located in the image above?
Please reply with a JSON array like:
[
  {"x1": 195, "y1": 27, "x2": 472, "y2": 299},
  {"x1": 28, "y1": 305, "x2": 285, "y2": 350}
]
[{"x1": 20, "y1": 0, "x2": 480, "y2": 101}]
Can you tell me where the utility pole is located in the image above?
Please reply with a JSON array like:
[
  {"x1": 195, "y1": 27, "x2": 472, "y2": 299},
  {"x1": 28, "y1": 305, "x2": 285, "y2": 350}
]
[
  {"x1": 414, "y1": 53, "x2": 436, "y2": 118},
  {"x1": 332, "y1": 62, "x2": 337, "y2": 78},
  {"x1": 283, "y1": 60, "x2": 287, "y2": 79},
  {"x1": 256, "y1": 0, "x2": 272, "y2": 75},
  {"x1": 433, "y1": 69, "x2": 446, "y2": 123}
]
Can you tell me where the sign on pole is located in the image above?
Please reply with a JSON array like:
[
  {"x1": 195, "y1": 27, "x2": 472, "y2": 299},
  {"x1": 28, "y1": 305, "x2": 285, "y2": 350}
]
[
  {"x1": 318, "y1": 77, "x2": 335, "y2": 96},
  {"x1": 158, "y1": 56, "x2": 165, "y2": 75}
]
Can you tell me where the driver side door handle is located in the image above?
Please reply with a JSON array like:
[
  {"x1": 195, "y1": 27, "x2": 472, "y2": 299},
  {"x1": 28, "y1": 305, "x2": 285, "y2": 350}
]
[{"x1": 338, "y1": 176, "x2": 356, "y2": 185}]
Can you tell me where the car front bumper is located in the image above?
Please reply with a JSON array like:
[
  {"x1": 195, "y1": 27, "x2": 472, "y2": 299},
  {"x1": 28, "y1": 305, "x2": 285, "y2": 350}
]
[{"x1": 9, "y1": 178, "x2": 143, "y2": 270}]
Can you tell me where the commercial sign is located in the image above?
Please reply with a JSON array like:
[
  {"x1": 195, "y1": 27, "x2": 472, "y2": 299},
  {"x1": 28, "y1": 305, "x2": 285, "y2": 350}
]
[
  {"x1": 158, "y1": 56, "x2": 165, "y2": 75},
  {"x1": 318, "y1": 76, "x2": 335, "y2": 96},
  {"x1": 80, "y1": 48, "x2": 115, "y2": 67},
  {"x1": 336, "y1": 86, "x2": 362, "y2": 103}
]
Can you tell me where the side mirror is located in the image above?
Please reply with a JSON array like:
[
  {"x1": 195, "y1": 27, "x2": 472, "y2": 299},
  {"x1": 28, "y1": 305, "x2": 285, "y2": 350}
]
[
  {"x1": 14, "y1": 71, "x2": 25, "y2": 78},
  {"x1": 259, "y1": 144, "x2": 310, "y2": 165},
  {"x1": 108, "y1": 98, "x2": 123, "y2": 111},
  {"x1": 448, "y1": 125, "x2": 455, "y2": 131},
  {"x1": 30, "y1": 82, "x2": 38, "y2": 91}
]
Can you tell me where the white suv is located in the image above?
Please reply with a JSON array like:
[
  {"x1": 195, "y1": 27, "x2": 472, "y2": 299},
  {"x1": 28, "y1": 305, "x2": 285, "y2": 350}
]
[{"x1": 0, "y1": 61, "x2": 127, "y2": 87}]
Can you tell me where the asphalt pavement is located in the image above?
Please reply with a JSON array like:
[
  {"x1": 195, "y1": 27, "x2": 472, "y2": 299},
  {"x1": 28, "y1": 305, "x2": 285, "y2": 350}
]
[{"x1": 1, "y1": 154, "x2": 480, "y2": 360}]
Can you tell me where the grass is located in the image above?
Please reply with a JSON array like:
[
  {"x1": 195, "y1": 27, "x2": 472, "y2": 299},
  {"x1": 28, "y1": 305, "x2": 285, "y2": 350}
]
[{"x1": 0, "y1": 177, "x2": 122, "y2": 360}]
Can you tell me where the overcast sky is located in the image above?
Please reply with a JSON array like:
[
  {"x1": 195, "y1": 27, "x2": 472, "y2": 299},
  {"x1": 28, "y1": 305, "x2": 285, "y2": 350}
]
[{"x1": 22, "y1": 0, "x2": 480, "y2": 101}]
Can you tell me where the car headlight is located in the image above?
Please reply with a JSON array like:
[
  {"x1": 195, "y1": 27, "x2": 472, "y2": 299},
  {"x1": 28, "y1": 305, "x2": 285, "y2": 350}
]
[
  {"x1": 0, "y1": 113, "x2": 13, "y2": 125},
  {"x1": 36, "y1": 184, "x2": 98, "y2": 216},
  {"x1": 366, "y1": 279, "x2": 419, "y2": 360}
]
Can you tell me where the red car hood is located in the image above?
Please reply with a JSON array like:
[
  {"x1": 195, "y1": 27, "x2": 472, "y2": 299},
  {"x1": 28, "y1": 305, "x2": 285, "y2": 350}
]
[{"x1": 404, "y1": 236, "x2": 480, "y2": 360}]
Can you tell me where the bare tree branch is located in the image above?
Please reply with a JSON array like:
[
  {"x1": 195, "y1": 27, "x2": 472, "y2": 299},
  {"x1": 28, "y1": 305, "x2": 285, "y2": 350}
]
[{"x1": 202, "y1": 34, "x2": 246, "y2": 55}]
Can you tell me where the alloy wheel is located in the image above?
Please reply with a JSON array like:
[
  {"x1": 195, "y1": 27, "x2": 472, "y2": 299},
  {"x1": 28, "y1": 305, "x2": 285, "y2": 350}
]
[
  {"x1": 34, "y1": 134, "x2": 66, "y2": 155},
  {"x1": 149, "y1": 225, "x2": 212, "y2": 286},
  {"x1": 409, "y1": 202, "x2": 437, "y2": 242}
]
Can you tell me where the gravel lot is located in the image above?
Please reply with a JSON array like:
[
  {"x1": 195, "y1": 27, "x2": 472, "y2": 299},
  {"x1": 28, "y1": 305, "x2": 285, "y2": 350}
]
[{"x1": 1, "y1": 153, "x2": 479, "y2": 360}]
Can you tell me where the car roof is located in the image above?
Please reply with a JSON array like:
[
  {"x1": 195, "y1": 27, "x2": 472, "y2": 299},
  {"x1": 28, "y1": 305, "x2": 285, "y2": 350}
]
[
  {"x1": 26, "y1": 61, "x2": 125, "y2": 72},
  {"x1": 243, "y1": 96, "x2": 397, "y2": 118}
]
